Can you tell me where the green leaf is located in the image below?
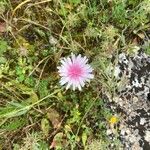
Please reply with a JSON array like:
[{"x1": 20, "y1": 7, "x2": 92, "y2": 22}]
[
  {"x1": 17, "y1": 74, "x2": 25, "y2": 82},
  {"x1": 0, "y1": 1, "x2": 7, "y2": 14},
  {"x1": 82, "y1": 131, "x2": 87, "y2": 147},
  {"x1": 68, "y1": 108, "x2": 81, "y2": 124},
  {"x1": 0, "y1": 89, "x2": 60, "y2": 119},
  {"x1": 24, "y1": 77, "x2": 36, "y2": 87},
  {"x1": 0, "y1": 40, "x2": 7, "y2": 55},
  {"x1": 38, "y1": 141, "x2": 49, "y2": 150},
  {"x1": 41, "y1": 118, "x2": 50, "y2": 137},
  {"x1": 0, "y1": 56, "x2": 7, "y2": 63},
  {"x1": 0, "y1": 104, "x2": 30, "y2": 118},
  {"x1": 34, "y1": 27, "x2": 46, "y2": 37},
  {"x1": 1, "y1": 117, "x2": 26, "y2": 131},
  {"x1": 15, "y1": 66, "x2": 23, "y2": 75},
  {"x1": 69, "y1": 0, "x2": 81, "y2": 5},
  {"x1": 38, "y1": 80, "x2": 49, "y2": 98}
]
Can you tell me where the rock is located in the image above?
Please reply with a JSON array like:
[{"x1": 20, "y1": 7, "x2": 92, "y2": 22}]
[{"x1": 105, "y1": 49, "x2": 150, "y2": 149}]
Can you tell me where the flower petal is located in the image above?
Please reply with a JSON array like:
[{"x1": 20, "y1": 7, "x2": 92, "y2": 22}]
[{"x1": 58, "y1": 54, "x2": 94, "y2": 91}]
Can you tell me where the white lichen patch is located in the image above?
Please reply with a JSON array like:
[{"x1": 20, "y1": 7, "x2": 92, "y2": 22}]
[
  {"x1": 106, "y1": 49, "x2": 150, "y2": 149},
  {"x1": 144, "y1": 131, "x2": 150, "y2": 142}
]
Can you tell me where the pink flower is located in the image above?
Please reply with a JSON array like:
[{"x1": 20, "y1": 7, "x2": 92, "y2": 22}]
[{"x1": 57, "y1": 54, "x2": 94, "y2": 91}]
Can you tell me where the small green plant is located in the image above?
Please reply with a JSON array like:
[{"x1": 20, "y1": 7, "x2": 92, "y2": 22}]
[
  {"x1": 13, "y1": 132, "x2": 49, "y2": 150},
  {"x1": 0, "y1": 39, "x2": 8, "y2": 64}
]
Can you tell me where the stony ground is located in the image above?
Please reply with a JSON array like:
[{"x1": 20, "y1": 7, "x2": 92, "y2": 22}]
[{"x1": 106, "y1": 47, "x2": 150, "y2": 150}]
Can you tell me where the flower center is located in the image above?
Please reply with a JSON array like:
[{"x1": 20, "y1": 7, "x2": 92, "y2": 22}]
[{"x1": 68, "y1": 64, "x2": 82, "y2": 79}]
